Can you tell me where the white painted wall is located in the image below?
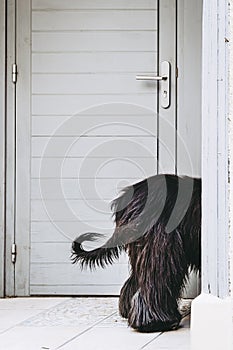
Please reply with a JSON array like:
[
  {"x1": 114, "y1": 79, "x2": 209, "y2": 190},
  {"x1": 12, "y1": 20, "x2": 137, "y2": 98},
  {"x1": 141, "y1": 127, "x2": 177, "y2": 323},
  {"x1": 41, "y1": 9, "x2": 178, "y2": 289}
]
[{"x1": 228, "y1": 0, "x2": 233, "y2": 297}]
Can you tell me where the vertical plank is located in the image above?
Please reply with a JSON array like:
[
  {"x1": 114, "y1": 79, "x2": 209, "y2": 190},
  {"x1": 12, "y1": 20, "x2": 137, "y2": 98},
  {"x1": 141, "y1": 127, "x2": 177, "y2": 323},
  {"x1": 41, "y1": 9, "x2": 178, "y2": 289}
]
[
  {"x1": 0, "y1": 0, "x2": 6, "y2": 297},
  {"x1": 202, "y1": 0, "x2": 229, "y2": 298},
  {"x1": 5, "y1": 0, "x2": 16, "y2": 297},
  {"x1": 229, "y1": 0, "x2": 233, "y2": 299},
  {"x1": 15, "y1": 0, "x2": 31, "y2": 296},
  {"x1": 216, "y1": 0, "x2": 230, "y2": 298},
  {"x1": 177, "y1": 0, "x2": 202, "y2": 177},
  {"x1": 202, "y1": 0, "x2": 218, "y2": 297},
  {"x1": 177, "y1": 0, "x2": 202, "y2": 299},
  {"x1": 158, "y1": 0, "x2": 177, "y2": 173}
]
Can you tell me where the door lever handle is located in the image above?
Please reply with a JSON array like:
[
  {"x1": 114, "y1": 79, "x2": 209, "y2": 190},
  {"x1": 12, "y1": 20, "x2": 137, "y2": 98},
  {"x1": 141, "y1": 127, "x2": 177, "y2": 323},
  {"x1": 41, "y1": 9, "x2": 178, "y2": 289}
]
[
  {"x1": 136, "y1": 75, "x2": 167, "y2": 81},
  {"x1": 136, "y1": 61, "x2": 171, "y2": 109}
]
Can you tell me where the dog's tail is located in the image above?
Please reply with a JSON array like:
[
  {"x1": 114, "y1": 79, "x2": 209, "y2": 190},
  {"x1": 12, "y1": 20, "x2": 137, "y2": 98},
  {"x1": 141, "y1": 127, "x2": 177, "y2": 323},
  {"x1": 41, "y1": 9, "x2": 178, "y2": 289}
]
[
  {"x1": 71, "y1": 179, "x2": 146, "y2": 269},
  {"x1": 71, "y1": 225, "x2": 137, "y2": 270}
]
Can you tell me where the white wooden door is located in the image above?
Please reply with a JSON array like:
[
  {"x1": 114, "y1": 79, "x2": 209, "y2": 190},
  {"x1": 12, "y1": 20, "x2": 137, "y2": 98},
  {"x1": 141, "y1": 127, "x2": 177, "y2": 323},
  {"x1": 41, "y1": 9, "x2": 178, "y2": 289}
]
[
  {"x1": 26, "y1": 0, "x2": 177, "y2": 295},
  {"x1": 14, "y1": 0, "x2": 202, "y2": 296}
]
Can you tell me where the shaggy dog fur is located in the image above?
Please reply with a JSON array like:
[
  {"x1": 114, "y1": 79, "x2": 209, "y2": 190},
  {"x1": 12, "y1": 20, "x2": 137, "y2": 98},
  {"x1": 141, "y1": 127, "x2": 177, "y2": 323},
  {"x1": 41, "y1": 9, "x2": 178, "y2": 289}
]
[{"x1": 71, "y1": 174, "x2": 201, "y2": 332}]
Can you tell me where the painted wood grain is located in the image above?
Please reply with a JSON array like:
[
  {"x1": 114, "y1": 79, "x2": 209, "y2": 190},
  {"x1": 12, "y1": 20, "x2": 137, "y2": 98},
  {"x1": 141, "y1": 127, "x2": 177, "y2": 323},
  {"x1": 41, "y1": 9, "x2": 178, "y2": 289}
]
[
  {"x1": 31, "y1": 136, "x2": 157, "y2": 158},
  {"x1": 32, "y1": 0, "x2": 157, "y2": 10},
  {"x1": 32, "y1": 32, "x2": 157, "y2": 52},
  {"x1": 32, "y1": 115, "x2": 157, "y2": 136},
  {"x1": 30, "y1": 262, "x2": 129, "y2": 285},
  {"x1": 32, "y1": 10, "x2": 157, "y2": 31},
  {"x1": 31, "y1": 178, "x2": 135, "y2": 200},
  {"x1": 32, "y1": 73, "x2": 157, "y2": 94},
  {"x1": 32, "y1": 52, "x2": 157, "y2": 73},
  {"x1": 32, "y1": 95, "x2": 157, "y2": 115},
  {"x1": 31, "y1": 221, "x2": 115, "y2": 243},
  {"x1": 31, "y1": 157, "x2": 156, "y2": 178}
]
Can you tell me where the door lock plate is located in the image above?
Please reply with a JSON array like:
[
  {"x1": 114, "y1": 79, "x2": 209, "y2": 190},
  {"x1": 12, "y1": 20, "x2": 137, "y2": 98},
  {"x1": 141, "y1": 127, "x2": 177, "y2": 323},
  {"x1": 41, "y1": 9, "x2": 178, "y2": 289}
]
[{"x1": 160, "y1": 61, "x2": 171, "y2": 109}]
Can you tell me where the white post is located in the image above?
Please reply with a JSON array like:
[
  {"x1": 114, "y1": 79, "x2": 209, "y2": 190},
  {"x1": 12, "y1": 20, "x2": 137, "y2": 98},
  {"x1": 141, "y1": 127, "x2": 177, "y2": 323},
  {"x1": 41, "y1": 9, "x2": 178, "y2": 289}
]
[{"x1": 191, "y1": 0, "x2": 233, "y2": 349}]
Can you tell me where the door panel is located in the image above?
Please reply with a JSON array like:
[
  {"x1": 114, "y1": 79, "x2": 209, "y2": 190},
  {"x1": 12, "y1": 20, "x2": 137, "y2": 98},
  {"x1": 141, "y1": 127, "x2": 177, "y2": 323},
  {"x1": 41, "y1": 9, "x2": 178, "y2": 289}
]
[
  {"x1": 13, "y1": 0, "x2": 203, "y2": 298},
  {"x1": 29, "y1": 0, "x2": 177, "y2": 295}
]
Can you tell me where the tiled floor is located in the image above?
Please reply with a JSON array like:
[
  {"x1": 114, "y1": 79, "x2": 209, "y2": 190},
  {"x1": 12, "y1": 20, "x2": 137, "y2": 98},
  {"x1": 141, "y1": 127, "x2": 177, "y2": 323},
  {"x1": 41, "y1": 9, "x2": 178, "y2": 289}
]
[{"x1": 0, "y1": 297, "x2": 191, "y2": 350}]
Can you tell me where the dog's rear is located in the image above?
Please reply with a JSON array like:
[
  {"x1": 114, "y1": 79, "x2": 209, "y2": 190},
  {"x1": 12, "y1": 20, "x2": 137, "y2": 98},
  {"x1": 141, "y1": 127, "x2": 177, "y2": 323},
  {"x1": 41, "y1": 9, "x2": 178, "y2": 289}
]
[
  {"x1": 71, "y1": 174, "x2": 201, "y2": 270},
  {"x1": 71, "y1": 174, "x2": 201, "y2": 333}
]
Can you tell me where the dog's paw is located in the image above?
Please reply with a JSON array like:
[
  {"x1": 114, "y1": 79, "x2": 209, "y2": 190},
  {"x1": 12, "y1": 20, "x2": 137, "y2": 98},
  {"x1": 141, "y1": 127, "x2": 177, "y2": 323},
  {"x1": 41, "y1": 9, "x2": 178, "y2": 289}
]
[
  {"x1": 130, "y1": 318, "x2": 181, "y2": 333},
  {"x1": 128, "y1": 290, "x2": 181, "y2": 333}
]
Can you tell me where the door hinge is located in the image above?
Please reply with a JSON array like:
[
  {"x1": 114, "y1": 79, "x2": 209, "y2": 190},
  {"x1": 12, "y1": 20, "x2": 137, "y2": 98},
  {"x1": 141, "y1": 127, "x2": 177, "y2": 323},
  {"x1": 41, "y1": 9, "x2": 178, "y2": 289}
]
[
  {"x1": 11, "y1": 243, "x2": 17, "y2": 263},
  {"x1": 12, "y1": 63, "x2": 18, "y2": 83}
]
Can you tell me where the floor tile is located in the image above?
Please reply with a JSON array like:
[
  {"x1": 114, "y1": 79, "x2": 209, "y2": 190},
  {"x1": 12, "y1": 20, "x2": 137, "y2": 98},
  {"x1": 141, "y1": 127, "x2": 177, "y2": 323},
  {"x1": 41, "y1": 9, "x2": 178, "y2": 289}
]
[
  {"x1": 142, "y1": 328, "x2": 190, "y2": 350},
  {"x1": 60, "y1": 327, "x2": 161, "y2": 350},
  {"x1": 0, "y1": 326, "x2": 87, "y2": 350},
  {"x1": 21, "y1": 297, "x2": 118, "y2": 327},
  {"x1": 0, "y1": 297, "x2": 66, "y2": 310},
  {"x1": 0, "y1": 309, "x2": 44, "y2": 333}
]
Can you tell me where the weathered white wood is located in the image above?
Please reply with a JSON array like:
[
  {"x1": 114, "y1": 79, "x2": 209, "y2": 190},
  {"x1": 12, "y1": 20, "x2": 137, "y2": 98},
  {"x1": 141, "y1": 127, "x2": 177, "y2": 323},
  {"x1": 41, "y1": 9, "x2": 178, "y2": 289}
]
[
  {"x1": 216, "y1": 0, "x2": 229, "y2": 299},
  {"x1": 31, "y1": 157, "x2": 156, "y2": 178},
  {"x1": 15, "y1": 0, "x2": 31, "y2": 296},
  {"x1": 176, "y1": 0, "x2": 202, "y2": 298},
  {"x1": 32, "y1": 115, "x2": 157, "y2": 136},
  {"x1": 177, "y1": 0, "x2": 202, "y2": 177},
  {"x1": 32, "y1": 52, "x2": 157, "y2": 73},
  {"x1": 32, "y1": 104, "x2": 157, "y2": 118},
  {"x1": 32, "y1": 10, "x2": 157, "y2": 31},
  {"x1": 30, "y1": 262, "x2": 129, "y2": 286},
  {"x1": 32, "y1": 95, "x2": 157, "y2": 115},
  {"x1": 31, "y1": 199, "x2": 120, "y2": 222},
  {"x1": 32, "y1": 73, "x2": 157, "y2": 94},
  {"x1": 229, "y1": 0, "x2": 233, "y2": 298},
  {"x1": 32, "y1": 32, "x2": 157, "y2": 52},
  {"x1": 31, "y1": 136, "x2": 157, "y2": 158},
  {"x1": 31, "y1": 178, "x2": 133, "y2": 200},
  {"x1": 0, "y1": 0, "x2": 6, "y2": 297},
  {"x1": 201, "y1": 0, "x2": 229, "y2": 297},
  {"x1": 32, "y1": 0, "x2": 157, "y2": 10},
  {"x1": 30, "y1": 284, "x2": 123, "y2": 295},
  {"x1": 158, "y1": 0, "x2": 176, "y2": 173},
  {"x1": 5, "y1": 0, "x2": 16, "y2": 297},
  {"x1": 31, "y1": 242, "x2": 128, "y2": 263},
  {"x1": 31, "y1": 221, "x2": 115, "y2": 243}
]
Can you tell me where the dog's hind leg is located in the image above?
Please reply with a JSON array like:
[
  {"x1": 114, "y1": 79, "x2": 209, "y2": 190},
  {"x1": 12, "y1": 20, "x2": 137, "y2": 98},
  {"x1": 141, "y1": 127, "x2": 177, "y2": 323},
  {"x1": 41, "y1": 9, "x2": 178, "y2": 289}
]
[
  {"x1": 128, "y1": 226, "x2": 189, "y2": 332},
  {"x1": 119, "y1": 274, "x2": 138, "y2": 319}
]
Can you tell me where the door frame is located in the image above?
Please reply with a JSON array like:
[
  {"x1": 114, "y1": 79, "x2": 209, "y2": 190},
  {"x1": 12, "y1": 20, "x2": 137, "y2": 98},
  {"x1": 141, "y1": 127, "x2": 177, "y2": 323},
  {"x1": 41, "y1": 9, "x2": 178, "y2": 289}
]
[
  {"x1": 201, "y1": 0, "x2": 229, "y2": 298},
  {"x1": 1, "y1": 0, "x2": 230, "y2": 299},
  {"x1": 0, "y1": 0, "x2": 6, "y2": 298},
  {"x1": 14, "y1": 0, "x2": 31, "y2": 296},
  {"x1": 4, "y1": 0, "x2": 31, "y2": 297}
]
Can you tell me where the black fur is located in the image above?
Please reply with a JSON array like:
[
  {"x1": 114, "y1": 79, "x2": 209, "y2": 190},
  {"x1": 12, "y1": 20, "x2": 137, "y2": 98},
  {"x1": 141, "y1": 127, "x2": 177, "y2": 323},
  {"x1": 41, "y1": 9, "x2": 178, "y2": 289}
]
[{"x1": 71, "y1": 174, "x2": 201, "y2": 332}]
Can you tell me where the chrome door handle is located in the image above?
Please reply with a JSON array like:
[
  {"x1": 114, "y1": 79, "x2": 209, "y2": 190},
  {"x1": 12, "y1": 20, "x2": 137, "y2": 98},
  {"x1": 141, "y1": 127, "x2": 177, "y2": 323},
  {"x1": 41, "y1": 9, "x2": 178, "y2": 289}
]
[
  {"x1": 136, "y1": 75, "x2": 167, "y2": 81},
  {"x1": 136, "y1": 61, "x2": 171, "y2": 109}
]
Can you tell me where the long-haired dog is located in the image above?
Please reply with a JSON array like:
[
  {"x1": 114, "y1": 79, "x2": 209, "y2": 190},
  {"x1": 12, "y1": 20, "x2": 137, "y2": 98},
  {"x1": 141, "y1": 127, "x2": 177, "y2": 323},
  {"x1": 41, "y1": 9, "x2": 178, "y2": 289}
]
[{"x1": 71, "y1": 174, "x2": 201, "y2": 332}]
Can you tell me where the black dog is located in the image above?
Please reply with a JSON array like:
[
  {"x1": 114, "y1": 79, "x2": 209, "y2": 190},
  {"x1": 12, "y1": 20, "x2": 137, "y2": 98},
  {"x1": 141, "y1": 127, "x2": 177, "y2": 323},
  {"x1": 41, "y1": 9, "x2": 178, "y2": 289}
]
[{"x1": 71, "y1": 174, "x2": 201, "y2": 332}]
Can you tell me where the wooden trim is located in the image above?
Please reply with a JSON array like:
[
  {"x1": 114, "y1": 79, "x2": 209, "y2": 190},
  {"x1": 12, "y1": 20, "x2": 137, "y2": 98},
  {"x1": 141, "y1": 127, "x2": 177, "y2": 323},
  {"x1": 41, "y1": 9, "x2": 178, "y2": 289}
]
[
  {"x1": 5, "y1": 0, "x2": 16, "y2": 297},
  {"x1": 177, "y1": 0, "x2": 202, "y2": 177},
  {"x1": 0, "y1": 0, "x2": 6, "y2": 298},
  {"x1": 202, "y1": 0, "x2": 229, "y2": 297},
  {"x1": 158, "y1": 0, "x2": 177, "y2": 174},
  {"x1": 15, "y1": 0, "x2": 31, "y2": 296}
]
